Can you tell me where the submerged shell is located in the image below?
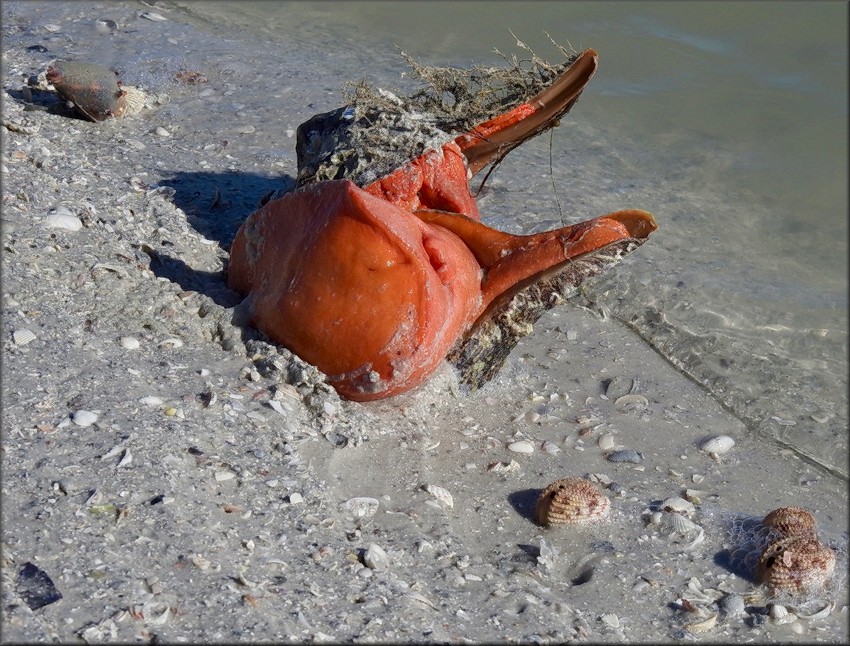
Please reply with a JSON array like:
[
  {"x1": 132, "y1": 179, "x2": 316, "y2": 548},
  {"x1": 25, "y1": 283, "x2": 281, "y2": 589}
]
[
  {"x1": 535, "y1": 477, "x2": 610, "y2": 526},
  {"x1": 755, "y1": 534, "x2": 836, "y2": 596},
  {"x1": 762, "y1": 506, "x2": 816, "y2": 537}
]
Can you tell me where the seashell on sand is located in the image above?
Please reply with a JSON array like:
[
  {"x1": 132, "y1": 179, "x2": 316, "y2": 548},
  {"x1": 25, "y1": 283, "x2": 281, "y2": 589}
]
[
  {"x1": 755, "y1": 534, "x2": 836, "y2": 596},
  {"x1": 699, "y1": 434, "x2": 735, "y2": 454},
  {"x1": 535, "y1": 477, "x2": 610, "y2": 526},
  {"x1": 605, "y1": 449, "x2": 643, "y2": 463},
  {"x1": 661, "y1": 496, "x2": 695, "y2": 516},
  {"x1": 422, "y1": 484, "x2": 454, "y2": 508},
  {"x1": 13, "y1": 329, "x2": 37, "y2": 346},
  {"x1": 762, "y1": 506, "x2": 816, "y2": 537}
]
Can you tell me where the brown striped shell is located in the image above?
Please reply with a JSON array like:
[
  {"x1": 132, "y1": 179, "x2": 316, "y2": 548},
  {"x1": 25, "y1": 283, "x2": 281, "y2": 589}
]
[
  {"x1": 535, "y1": 477, "x2": 610, "y2": 526},
  {"x1": 762, "y1": 506, "x2": 816, "y2": 537},
  {"x1": 755, "y1": 534, "x2": 836, "y2": 596}
]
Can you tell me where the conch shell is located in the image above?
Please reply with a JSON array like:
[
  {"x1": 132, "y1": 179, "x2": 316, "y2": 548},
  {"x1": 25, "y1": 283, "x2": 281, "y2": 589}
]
[{"x1": 228, "y1": 47, "x2": 657, "y2": 400}]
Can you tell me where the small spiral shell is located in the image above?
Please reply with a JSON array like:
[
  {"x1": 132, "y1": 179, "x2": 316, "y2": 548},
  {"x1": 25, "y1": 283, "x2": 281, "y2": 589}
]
[{"x1": 535, "y1": 477, "x2": 610, "y2": 526}]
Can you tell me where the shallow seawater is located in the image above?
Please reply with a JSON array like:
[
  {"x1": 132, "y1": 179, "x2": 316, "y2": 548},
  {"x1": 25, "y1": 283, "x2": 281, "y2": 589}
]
[{"x1": 6, "y1": 1, "x2": 846, "y2": 476}]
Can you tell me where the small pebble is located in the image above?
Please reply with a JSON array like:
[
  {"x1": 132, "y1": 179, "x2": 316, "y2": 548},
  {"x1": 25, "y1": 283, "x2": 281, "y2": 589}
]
[
  {"x1": 72, "y1": 410, "x2": 98, "y2": 427},
  {"x1": 154, "y1": 126, "x2": 171, "y2": 138}
]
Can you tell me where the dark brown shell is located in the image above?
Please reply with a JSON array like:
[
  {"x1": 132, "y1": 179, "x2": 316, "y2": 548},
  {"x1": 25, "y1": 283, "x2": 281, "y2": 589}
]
[{"x1": 46, "y1": 60, "x2": 126, "y2": 121}]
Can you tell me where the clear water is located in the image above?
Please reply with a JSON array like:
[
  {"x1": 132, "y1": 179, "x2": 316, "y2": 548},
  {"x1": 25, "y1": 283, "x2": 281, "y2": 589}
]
[
  {"x1": 7, "y1": 1, "x2": 845, "y2": 476},
  {"x1": 178, "y1": 1, "x2": 848, "y2": 476}
]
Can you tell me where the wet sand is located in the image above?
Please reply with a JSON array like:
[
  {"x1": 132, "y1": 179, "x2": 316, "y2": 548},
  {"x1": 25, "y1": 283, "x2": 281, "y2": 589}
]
[{"x1": 2, "y1": 2, "x2": 847, "y2": 642}]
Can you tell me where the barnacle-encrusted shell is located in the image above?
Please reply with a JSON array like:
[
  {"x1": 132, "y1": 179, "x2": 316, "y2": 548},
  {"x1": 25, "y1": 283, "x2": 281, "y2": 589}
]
[
  {"x1": 762, "y1": 506, "x2": 816, "y2": 537},
  {"x1": 535, "y1": 477, "x2": 610, "y2": 526},
  {"x1": 755, "y1": 534, "x2": 836, "y2": 595}
]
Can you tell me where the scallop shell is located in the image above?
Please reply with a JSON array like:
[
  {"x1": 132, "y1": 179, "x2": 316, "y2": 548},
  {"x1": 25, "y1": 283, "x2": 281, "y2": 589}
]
[
  {"x1": 699, "y1": 435, "x2": 735, "y2": 454},
  {"x1": 762, "y1": 506, "x2": 816, "y2": 537},
  {"x1": 661, "y1": 496, "x2": 695, "y2": 516},
  {"x1": 535, "y1": 477, "x2": 610, "y2": 526},
  {"x1": 755, "y1": 534, "x2": 836, "y2": 596},
  {"x1": 13, "y1": 329, "x2": 37, "y2": 346}
]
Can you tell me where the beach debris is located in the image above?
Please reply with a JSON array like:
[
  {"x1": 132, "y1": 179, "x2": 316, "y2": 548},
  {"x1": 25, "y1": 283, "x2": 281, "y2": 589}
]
[
  {"x1": 16, "y1": 562, "x2": 63, "y2": 610},
  {"x1": 227, "y1": 42, "x2": 656, "y2": 401},
  {"x1": 535, "y1": 477, "x2": 610, "y2": 526}
]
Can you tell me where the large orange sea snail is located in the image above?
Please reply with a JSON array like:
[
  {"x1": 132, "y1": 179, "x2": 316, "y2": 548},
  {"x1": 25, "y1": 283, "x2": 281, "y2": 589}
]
[{"x1": 228, "y1": 48, "x2": 657, "y2": 401}]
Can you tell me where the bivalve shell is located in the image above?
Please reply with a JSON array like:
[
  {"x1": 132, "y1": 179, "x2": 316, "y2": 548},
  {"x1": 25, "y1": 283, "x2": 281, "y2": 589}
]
[
  {"x1": 507, "y1": 440, "x2": 534, "y2": 454},
  {"x1": 72, "y1": 409, "x2": 98, "y2": 427},
  {"x1": 45, "y1": 212, "x2": 83, "y2": 231},
  {"x1": 535, "y1": 477, "x2": 610, "y2": 526},
  {"x1": 605, "y1": 449, "x2": 643, "y2": 464},
  {"x1": 699, "y1": 435, "x2": 735, "y2": 454},
  {"x1": 762, "y1": 506, "x2": 816, "y2": 537},
  {"x1": 13, "y1": 329, "x2": 37, "y2": 346}
]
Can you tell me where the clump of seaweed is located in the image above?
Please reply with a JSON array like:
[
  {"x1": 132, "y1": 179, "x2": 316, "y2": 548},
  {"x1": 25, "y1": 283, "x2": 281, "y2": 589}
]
[{"x1": 295, "y1": 33, "x2": 579, "y2": 189}]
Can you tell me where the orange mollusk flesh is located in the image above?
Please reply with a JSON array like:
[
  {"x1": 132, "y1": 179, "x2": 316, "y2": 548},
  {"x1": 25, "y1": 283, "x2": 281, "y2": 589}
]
[
  {"x1": 229, "y1": 178, "x2": 654, "y2": 401},
  {"x1": 227, "y1": 47, "x2": 657, "y2": 400}
]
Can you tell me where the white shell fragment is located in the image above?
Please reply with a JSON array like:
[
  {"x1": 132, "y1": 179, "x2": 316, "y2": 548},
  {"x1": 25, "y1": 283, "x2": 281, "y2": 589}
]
[
  {"x1": 422, "y1": 484, "x2": 454, "y2": 508},
  {"x1": 598, "y1": 434, "x2": 616, "y2": 451},
  {"x1": 342, "y1": 497, "x2": 380, "y2": 518},
  {"x1": 45, "y1": 211, "x2": 83, "y2": 231},
  {"x1": 72, "y1": 409, "x2": 98, "y2": 427},
  {"x1": 363, "y1": 543, "x2": 390, "y2": 570},
  {"x1": 700, "y1": 435, "x2": 735, "y2": 454},
  {"x1": 119, "y1": 336, "x2": 140, "y2": 350},
  {"x1": 13, "y1": 329, "x2": 37, "y2": 346},
  {"x1": 507, "y1": 440, "x2": 534, "y2": 454}
]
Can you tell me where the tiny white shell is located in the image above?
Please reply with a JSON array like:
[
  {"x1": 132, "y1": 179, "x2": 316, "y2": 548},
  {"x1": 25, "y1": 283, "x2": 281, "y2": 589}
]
[
  {"x1": 45, "y1": 212, "x2": 82, "y2": 231},
  {"x1": 159, "y1": 337, "x2": 183, "y2": 348},
  {"x1": 138, "y1": 396, "x2": 164, "y2": 406},
  {"x1": 422, "y1": 484, "x2": 454, "y2": 508},
  {"x1": 13, "y1": 329, "x2": 37, "y2": 346},
  {"x1": 507, "y1": 440, "x2": 534, "y2": 454},
  {"x1": 700, "y1": 435, "x2": 735, "y2": 454},
  {"x1": 541, "y1": 440, "x2": 561, "y2": 455},
  {"x1": 120, "y1": 336, "x2": 140, "y2": 350},
  {"x1": 72, "y1": 409, "x2": 98, "y2": 427}
]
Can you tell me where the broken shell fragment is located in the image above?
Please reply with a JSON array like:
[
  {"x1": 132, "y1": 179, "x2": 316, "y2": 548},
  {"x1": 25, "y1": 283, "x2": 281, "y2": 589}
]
[
  {"x1": 535, "y1": 477, "x2": 610, "y2": 526},
  {"x1": 227, "y1": 45, "x2": 656, "y2": 401},
  {"x1": 422, "y1": 484, "x2": 454, "y2": 509}
]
